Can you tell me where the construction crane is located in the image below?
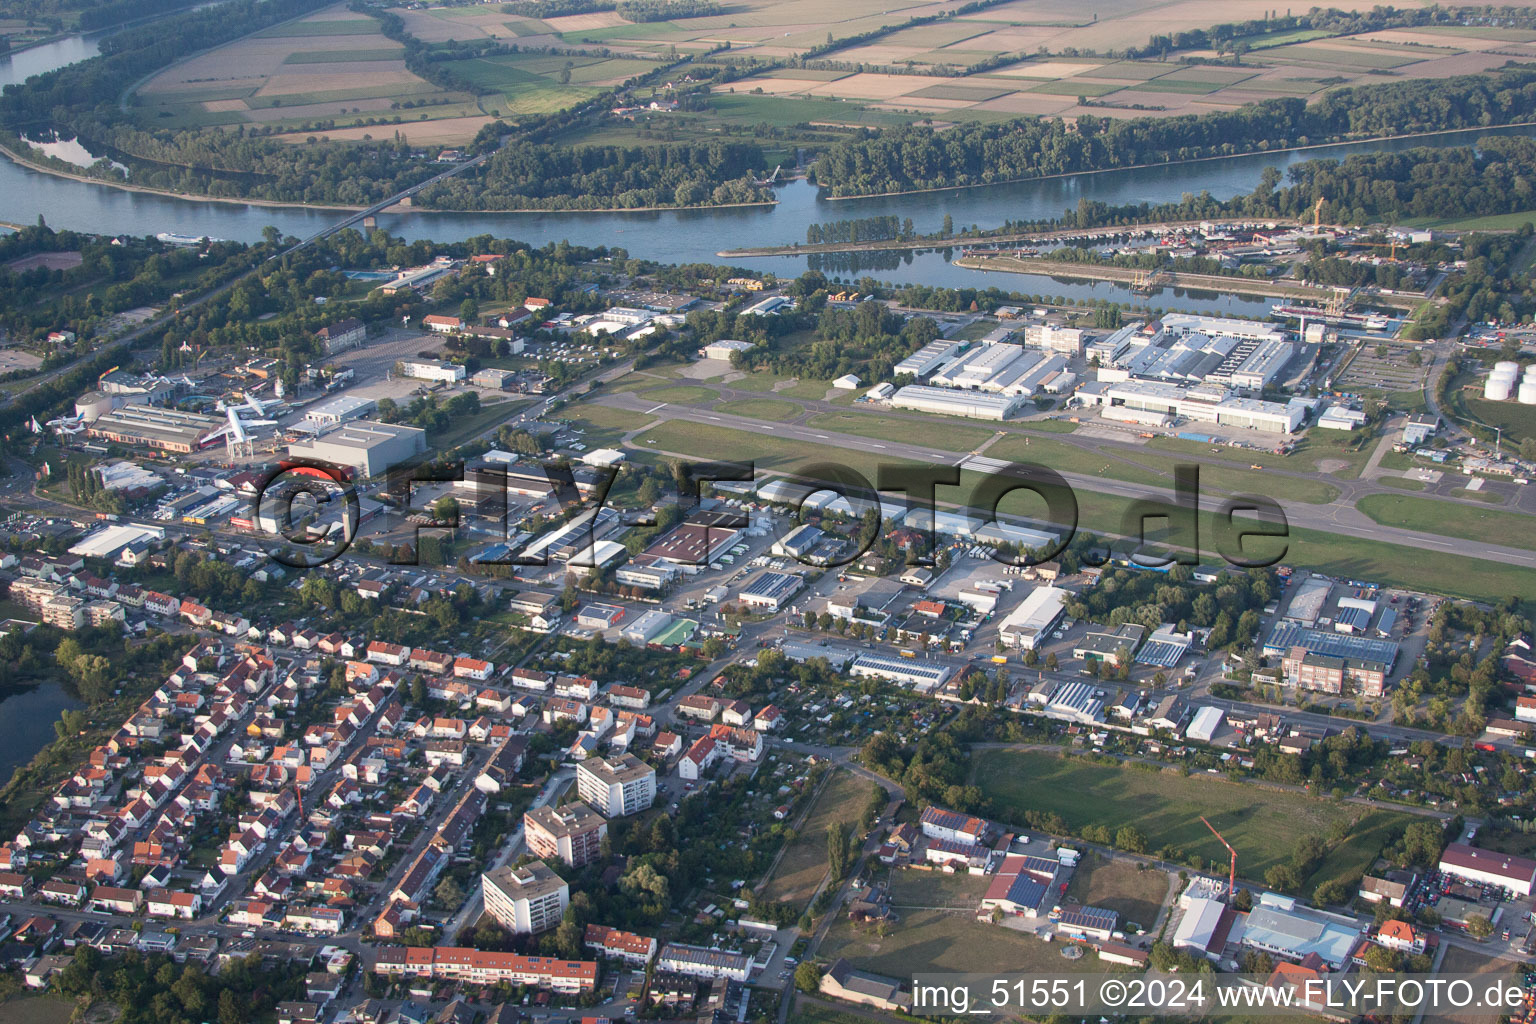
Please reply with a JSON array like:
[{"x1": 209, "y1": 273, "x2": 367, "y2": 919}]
[
  {"x1": 1312, "y1": 196, "x2": 1325, "y2": 231},
  {"x1": 1200, "y1": 815, "x2": 1237, "y2": 903}
]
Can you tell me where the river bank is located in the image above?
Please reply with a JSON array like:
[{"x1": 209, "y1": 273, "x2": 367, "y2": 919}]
[
  {"x1": 819, "y1": 120, "x2": 1536, "y2": 203},
  {"x1": 0, "y1": 142, "x2": 782, "y2": 217},
  {"x1": 717, "y1": 216, "x2": 1297, "y2": 259},
  {"x1": 952, "y1": 254, "x2": 1426, "y2": 309}
]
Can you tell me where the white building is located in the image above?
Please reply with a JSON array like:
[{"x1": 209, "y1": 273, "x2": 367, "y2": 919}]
[
  {"x1": 997, "y1": 586, "x2": 1068, "y2": 649},
  {"x1": 576, "y1": 754, "x2": 656, "y2": 817},
  {"x1": 1438, "y1": 843, "x2": 1536, "y2": 897},
  {"x1": 482, "y1": 861, "x2": 569, "y2": 935},
  {"x1": 656, "y1": 943, "x2": 752, "y2": 981},
  {"x1": 398, "y1": 360, "x2": 467, "y2": 384},
  {"x1": 890, "y1": 385, "x2": 1029, "y2": 421}
]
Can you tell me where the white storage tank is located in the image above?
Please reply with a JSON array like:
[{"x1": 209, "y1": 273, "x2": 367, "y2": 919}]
[
  {"x1": 1486, "y1": 376, "x2": 1514, "y2": 401},
  {"x1": 1496, "y1": 360, "x2": 1521, "y2": 375},
  {"x1": 1525, "y1": 364, "x2": 1536, "y2": 379},
  {"x1": 1520, "y1": 380, "x2": 1536, "y2": 405}
]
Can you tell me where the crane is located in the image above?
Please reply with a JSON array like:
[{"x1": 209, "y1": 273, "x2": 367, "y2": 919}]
[
  {"x1": 1200, "y1": 815, "x2": 1237, "y2": 903},
  {"x1": 1312, "y1": 196, "x2": 1325, "y2": 231}
]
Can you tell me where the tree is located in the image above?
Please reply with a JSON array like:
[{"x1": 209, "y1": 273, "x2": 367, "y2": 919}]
[
  {"x1": 435, "y1": 876, "x2": 466, "y2": 911},
  {"x1": 1465, "y1": 913, "x2": 1494, "y2": 939},
  {"x1": 1114, "y1": 825, "x2": 1148, "y2": 853},
  {"x1": 826, "y1": 821, "x2": 851, "y2": 882},
  {"x1": 794, "y1": 962, "x2": 822, "y2": 993},
  {"x1": 432, "y1": 494, "x2": 460, "y2": 522}
]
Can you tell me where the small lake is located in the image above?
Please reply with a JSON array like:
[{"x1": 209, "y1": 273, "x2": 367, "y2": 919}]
[{"x1": 0, "y1": 682, "x2": 84, "y2": 782}]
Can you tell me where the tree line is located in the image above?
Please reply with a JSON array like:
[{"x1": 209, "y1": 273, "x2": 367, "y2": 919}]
[{"x1": 812, "y1": 66, "x2": 1536, "y2": 198}]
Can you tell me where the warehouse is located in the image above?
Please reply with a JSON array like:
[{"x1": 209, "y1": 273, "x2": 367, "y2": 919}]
[
  {"x1": 1090, "y1": 381, "x2": 1304, "y2": 434},
  {"x1": 87, "y1": 404, "x2": 223, "y2": 453},
  {"x1": 895, "y1": 340, "x2": 964, "y2": 381},
  {"x1": 1437, "y1": 843, "x2": 1536, "y2": 897},
  {"x1": 997, "y1": 586, "x2": 1068, "y2": 649},
  {"x1": 701, "y1": 339, "x2": 754, "y2": 361},
  {"x1": 930, "y1": 342, "x2": 1040, "y2": 391},
  {"x1": 287, "y1": 421, "x2": 428, "y2": 478},
  {"x1": 890, "y1": 385, "x2": 1029, "y2": 421},
  {"x1": 849, "y1": 653, "x2": 951, "y2": 691},
  {"x1": 304, "y1": 395, "x2": 377, "y2": 427},
  {"x1": 1185, "y1": 706, "x2": 1225, "y2": 743},
  {"x1": 1159, "y1": 314, "x2": 1287, "y2": 343},
  {"x1": 737, "y1": 571, "x2": 804, "y2": 612},
  {"x1": 645, "y1": 510, "x2": 740, "y2": 567},
  {"x1": 622, "y1": 610, "x2": 674, "y2": 645}
]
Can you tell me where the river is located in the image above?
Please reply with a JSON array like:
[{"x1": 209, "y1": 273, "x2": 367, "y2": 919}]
[{"x1": 5, "y1": 32, "x2": 1534, "y2": 311}]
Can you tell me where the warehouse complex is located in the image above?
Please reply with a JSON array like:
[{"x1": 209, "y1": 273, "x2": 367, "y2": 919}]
[{"x1": 87, "y1": 404, "x2": 223, "y2": 453}]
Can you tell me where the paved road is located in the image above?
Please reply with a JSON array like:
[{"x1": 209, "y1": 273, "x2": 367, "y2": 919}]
[{"x1": 598, "y1": 391, "x2": 1536, "y2": 570}]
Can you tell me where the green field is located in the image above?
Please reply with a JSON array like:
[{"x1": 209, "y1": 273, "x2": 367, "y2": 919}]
[
  {"x1": 974, "y1": 750, "x2": 1416, "y2": 890},
  {"x1": 256, "y1": 19, "x2": 382, "y2": 36},
  {"x1": 1464, "y1": 395, "x2": 1536, "y2": 441},
  {"x1": 641, "y1": 384, "x2": 720, "y2": 404},
  {"x1": 1357, "y1": 492, "x2": 1536, "y2": 551},
  {"x1": 805, "y1": 411, "x2": 995, "y2": 452},
  {"x1": 715, "y1": 398, "x2": 802, "y2": 421}
]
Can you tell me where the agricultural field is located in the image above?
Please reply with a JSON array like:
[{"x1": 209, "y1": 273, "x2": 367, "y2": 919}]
[
  {"x1": 972, "y1": 750, "x2": 1417, "y2": 891},
  {"x1": 128, "y1": 3, "x2": 490, "y2": 144},
  {"x1": 760, "y1": 769, "x2": 873, "y2": 910},
  {"x1": 440, "y1": 51, "x2": 661, "y2": 116}
]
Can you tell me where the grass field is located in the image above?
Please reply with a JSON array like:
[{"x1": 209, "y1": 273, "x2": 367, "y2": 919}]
[
  {"x1": 820, "y1": 907, "x2": 1103, "y2": 978},
  {"x1": 1464, "y1": 396, "x2": 1536, "y2": 442},
  {"x1": 641, "y1": 384, "x2": 720, "y2": 405},
  {"x1": 806, "y1": 411, "x2": 995, "y2": 453},
  {"x1": 1064, "y1": 851, "x2": 1169, "y2": 931},
  {"x1": 761, "y1": 770, "x2": 873, "y2": 910},
  {"x1": 283, "y1": 48, "x2": 406, "y2": 63},
  {"x1": 1356, "y1": 493, "x2": 1536, "y2": 552},
  {"x1": 973, "y1": 750, "x2": 1416, "y2": 890},
  {"x1": 715, "y1": 398, "x2": 803, "y2": 421},
  {"x1": 0, "y1": 997, "x2": 74, "y2": 1024}
]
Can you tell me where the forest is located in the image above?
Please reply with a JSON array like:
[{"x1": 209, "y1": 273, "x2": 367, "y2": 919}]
[{"x1": 812, "y1": 67, "x2": 1536, "y2": 198}]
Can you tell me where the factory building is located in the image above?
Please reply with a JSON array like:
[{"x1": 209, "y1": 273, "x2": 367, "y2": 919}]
[
  {"x1": 1078, "y1": 380, "x2": 1304, "y2": 433},
  {"x1": 287, "y1": 421, "x2": 428, "y2": 478},
  {"x1": 997, "y1": 586, "x2": 1068, "y2": 649},
  {"x1": 702, "y1": 339, "x2": 755, "y2": 361},
  {"x1": 303, "y1": 395, "x2": 377, "y2": 427},
  {"x1": 895, "y1": 340, "x2": 965, "y2": 381},
  {"x1": 87, "y1": 404, "x2": 223, "y2": 453},
  {"x1": 848, "y1": 653, "x2": 952, "y2": 691},
  {"x1": 890, "y1": 385, "x2": 1029, "y2": 421}
]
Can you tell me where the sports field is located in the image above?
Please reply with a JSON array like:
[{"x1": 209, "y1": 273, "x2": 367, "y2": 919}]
[{"x1": 972, "y1": 749, "x2": 1417, "y2": 890}]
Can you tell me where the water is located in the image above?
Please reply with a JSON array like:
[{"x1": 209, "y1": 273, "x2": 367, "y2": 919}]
[
  {"x1": 3, "y1": 32, "x2": 1534, "y2": 304},
  {"x1": 0, "y1": 683, "x2": 84, "y2": 781},
  {"x1": 0, "y1": 32, "x2": 107, "y2": 88}
]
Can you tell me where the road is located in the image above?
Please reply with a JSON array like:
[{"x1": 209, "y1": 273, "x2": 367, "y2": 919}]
[{"x1": 597, "y1": 391, "x2": 1536, "y2": 570}]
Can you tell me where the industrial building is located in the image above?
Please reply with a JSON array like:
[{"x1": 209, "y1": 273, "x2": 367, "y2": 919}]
[
  {"x1": 1078, "y1": 380, "x2": 1305, "y2": 433},
  {"x1": 287, "y1": 421, "x2": 428, "y2": 478},
  {"x1": 895, "y1": 340, "x2": 965, "y2": 381},
  {"x1": 928, "y1": 341, "x2": 1067, "y2": 396},
  {"x1": 303, "y1": 395, "x2": 376, "y2": 427},
  {"x1": 890, "y1": 385, "x2": 1029, "y2": 421},
  {"x1": 87, "y1": 404, "x2": 223, "y2": 453},
  {"x1": 1093, "y1": 315, "x2": 1293, "y2": 392},
  {"x1": 701, "y1": 339, "x2": 754, "y2": 361},
  {"x1": 1263, "y1": 621, "x2": 1398, "y2": 669},
  {"x1": 1185, "y1": 706, "x2": 1225, "y2": 743},
  {"x1": 737, "y1": 571, "x2": 804, "y2": 612},
  {"x1": 1437, "y1": 843, "x2": 1536, "y2": 896},
  {"x1": 1235, "y1": 894, "x2": 1360, "y2": 969},
  {"x1": 848, "y1": 653, "x2": 951, "y2": 691},
  {"x1": 998, "y1": 586, "x2": 1068, "y2": 649}
]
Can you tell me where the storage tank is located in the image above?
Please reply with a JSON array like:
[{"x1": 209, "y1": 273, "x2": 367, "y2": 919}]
[
  {"x1": 1486, "y1": 376, "x2": 1514, "y2": 401},
  {"x1": 1525, "y1": 364, "x2": 1536, "y2": 380},
  {"x1": 1496, "y1": 360, "x2": 1521, "y2": 375},
  {"x1": 1520, "y1": 380, "x2": 1536, "y2": 405}
]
